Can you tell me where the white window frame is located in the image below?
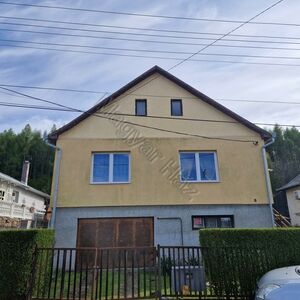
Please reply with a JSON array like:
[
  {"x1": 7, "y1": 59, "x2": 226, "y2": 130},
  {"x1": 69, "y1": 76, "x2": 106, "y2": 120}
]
[
  {"x1": 0, "y1": 189, "x2": 5, "y2": 201},
  {"x1": 90, "y1": 152, "x2": 131, "y2": 184},
  {"x1": 179, "y1": 151, "x2": 220, "y2": 183}
]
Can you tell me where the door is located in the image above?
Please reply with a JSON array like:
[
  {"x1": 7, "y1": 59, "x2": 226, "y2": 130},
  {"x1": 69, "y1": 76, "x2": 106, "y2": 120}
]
[
  {"x1": 77, "y1": 217, "x2": 154, "y2": 248},
  {"x1": 77, "y1": 217, "x2": 154, "y2": 267}
]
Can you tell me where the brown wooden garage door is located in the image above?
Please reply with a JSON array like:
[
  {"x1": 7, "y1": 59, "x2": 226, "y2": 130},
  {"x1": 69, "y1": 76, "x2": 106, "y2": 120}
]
[{"x1": 77, "y1": 217, "x2": 154, "y2": 248}]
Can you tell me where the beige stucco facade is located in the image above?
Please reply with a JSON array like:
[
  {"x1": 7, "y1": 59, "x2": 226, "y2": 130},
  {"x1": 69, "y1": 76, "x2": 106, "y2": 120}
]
[{"x1": 52, "y1": 73, "x2": 269, "y2": 208}]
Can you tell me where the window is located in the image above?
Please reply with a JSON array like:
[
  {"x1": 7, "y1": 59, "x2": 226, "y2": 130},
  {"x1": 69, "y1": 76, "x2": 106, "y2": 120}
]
[
  {"x1": 135, "y1": 99, "x2": 147, "y2": 116},
  {"x1": 171, "y1": 99, "x2": 182, "y2": 116},
  {"x1": 12, "y1": 190, "x2": 19, "y2": 203},
  {"x1": 0, "y1": 190, "x2": 5, "y2": 201},
  {"x1": 92, "y1": 153, "x2": 130, "y2": 183},
  {"x1": 192, "y1": 215, "x2": 234, "y2": 230},
  {"x1": 179, "y1": 152, "x2": 218, "y2": 182}
]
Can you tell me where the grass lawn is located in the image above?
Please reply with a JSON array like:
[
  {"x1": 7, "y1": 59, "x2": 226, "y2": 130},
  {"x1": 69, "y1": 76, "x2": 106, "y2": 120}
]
[{"x1": 33, "y1": 268, "x2": 160, "y2": 299}]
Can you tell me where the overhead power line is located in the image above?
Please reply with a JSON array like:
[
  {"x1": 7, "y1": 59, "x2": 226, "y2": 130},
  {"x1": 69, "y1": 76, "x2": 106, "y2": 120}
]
[
  {"x1": 169, "y1": 0, "x2": 285, "y2": 70},
  {"x1": 3, "y1": 21, "x2": 300, "y2": 45},
  {"x1": 3, "y1": 43, "x2": 300, "y2": 68},
  {"x1": 0, "y1": 86, "x2": 259, "y2": 143},
  {"x1": 0, "y1": 100, "x2": 299, "y2": 129},
  {"x1": 1, "y1": 15, "x2": 300, "y2": 41},
  {"x1": 3, "y1": 27, "x2": 300, "y2": 53},
  {"x1": 0, "y1": 1, "x2": 296, "y2": 27},
  {"x1": 0, "y1": 101, "x2": 74, "y2": 111},
  {"x1": 1, "y1": 83, "x2": 300, "y2": 105},
  {"x1": 3, "y1": 38, "x2": 300, "y2": 61},
  {"x1": 84, "y1": 0, "x2": 284, "y2": 109},
  {"x1": 0, "y1": 83, "x2": 103, "y2": 94}
]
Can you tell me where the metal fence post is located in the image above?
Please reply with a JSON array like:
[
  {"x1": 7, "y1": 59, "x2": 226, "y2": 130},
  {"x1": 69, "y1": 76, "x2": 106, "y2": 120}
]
[
  {"x1": 157, "y1": 244, "x2": 161, "y2": 300},
  {"x1": 26, "y1": 245, "x2": 39, "y2": 300}
]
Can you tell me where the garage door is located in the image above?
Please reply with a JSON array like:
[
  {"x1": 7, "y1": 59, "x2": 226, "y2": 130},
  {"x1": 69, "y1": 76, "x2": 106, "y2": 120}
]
[{"x1": 77, "y1": 217, "x2": 154, "y2": 248}]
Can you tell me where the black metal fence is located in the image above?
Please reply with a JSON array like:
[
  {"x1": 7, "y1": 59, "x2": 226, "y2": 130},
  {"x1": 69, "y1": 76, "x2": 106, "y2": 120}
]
[
  {"x1": 29, "y1": 245, "x2": 285, "y2": 300},
  {"x1": 30, "y1": 247, "x2": 157, "y2": 300}
]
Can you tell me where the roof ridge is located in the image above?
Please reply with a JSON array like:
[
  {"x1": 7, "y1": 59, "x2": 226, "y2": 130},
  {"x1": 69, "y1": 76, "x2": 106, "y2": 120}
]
[{"x1": 0, "y1": 171, "x2": 50, "y2": 198}]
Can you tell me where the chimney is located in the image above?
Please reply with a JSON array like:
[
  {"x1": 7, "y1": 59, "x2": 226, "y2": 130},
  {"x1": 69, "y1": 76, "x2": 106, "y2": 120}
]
[{"x1": 21, "y1": 160, "x2": 30, "y2": 185}]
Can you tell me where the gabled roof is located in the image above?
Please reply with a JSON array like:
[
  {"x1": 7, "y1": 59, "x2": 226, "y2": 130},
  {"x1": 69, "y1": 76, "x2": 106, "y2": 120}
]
[
  {"x1": 0, "y1": 171, "x2": 50, "y2": 199},
  {"x1": 48, "y1": 65, "x2": 271, "y2": 143},
  {"x1": 277, "y1": 174, "x2": 300, "y2": 191}
]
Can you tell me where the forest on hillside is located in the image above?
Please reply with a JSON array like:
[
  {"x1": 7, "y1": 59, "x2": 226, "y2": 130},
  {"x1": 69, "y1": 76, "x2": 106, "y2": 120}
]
[
  {"x1": 0, "y1": 124, "x2": 299, "y2": 194},
  {"x1": 0, "y1": 125, "x2": 55, "y2": 194}
]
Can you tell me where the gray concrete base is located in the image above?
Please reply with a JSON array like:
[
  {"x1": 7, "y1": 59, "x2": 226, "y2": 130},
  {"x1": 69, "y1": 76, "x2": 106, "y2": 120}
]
[{"x1": 54, "y1": 204, "x2": 273, "y2": 248}]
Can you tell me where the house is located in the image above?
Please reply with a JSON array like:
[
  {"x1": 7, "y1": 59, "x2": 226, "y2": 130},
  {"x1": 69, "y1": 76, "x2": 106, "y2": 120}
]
[
  {"x1": 277, "y1": 174, "x2": 300, "y2": 226},
  {"x1": 0, "y1": 161, "x2": 49, "y2": 229},
  {"x1": 48, "y1": 65, "x2": 274, "y2": 248}
]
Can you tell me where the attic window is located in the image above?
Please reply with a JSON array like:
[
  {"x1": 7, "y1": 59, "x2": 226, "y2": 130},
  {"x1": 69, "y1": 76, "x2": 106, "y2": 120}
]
[
  {"x1": 135, "y1": 99, "x2": 147, "y2": 116},
  {"x1": 171, "y1": 99, "x2": 182, "y2": 116}
]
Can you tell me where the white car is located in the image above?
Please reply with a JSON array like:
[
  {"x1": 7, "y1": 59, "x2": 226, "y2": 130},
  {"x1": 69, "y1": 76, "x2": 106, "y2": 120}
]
[{"x1": 255, "y1": 266, "x2": 300, "y2": 300}]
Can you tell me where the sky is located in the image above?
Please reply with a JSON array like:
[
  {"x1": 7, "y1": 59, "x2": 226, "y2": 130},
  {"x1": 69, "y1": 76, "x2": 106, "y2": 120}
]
[{"x1": 0, "y1": 0, "x2": 300, "y2": 133}]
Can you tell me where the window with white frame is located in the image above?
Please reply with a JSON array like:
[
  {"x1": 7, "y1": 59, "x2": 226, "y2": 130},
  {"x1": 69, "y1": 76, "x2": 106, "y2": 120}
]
[
  {"x1": 179, "y1": 152, "x2": 219, "y2": 182},
  {"x1": 92, "y1": 153, "x2": 130, "y2": 183},
  {"x1": 12, "y1": 190, "x2": 19, "y2": 203},
  {"x1": 0, "y1": 190, "x2": 5, "y2": 201}
]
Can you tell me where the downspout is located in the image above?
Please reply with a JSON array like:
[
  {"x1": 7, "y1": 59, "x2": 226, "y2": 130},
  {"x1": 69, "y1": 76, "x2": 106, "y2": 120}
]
[
  {"x1": 157, "y1": 217, "x2": 184, "y2": 246},
  {"x1": 45, "y1": 140, "x2": 62, "y2": 229},
  {"x1": 262, "y1": 135, "x2": 275, "y2": 227}
]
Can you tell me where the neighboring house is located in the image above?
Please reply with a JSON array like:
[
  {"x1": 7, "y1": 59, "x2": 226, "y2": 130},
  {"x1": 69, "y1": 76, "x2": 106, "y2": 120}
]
[
  {"x1": 277, "y1": 174, "x2": 300, "y2": 226},
  {"x1": 0, "y1": 161, "x2": 49, "y2": 229},
  {"x1": 48, "y1": 65, "x2": 274, "y2": 248}
]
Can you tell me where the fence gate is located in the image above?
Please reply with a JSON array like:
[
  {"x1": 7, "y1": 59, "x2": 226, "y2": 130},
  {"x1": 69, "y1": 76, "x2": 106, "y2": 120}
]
[{"x1": 29, "y1": 246, "x2": 252, "y2": 300}]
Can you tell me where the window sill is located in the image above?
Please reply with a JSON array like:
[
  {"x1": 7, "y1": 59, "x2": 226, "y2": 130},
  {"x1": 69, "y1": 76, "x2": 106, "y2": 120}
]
[
  {"x1": 90, "y1": 182, "x2": 131, "y2": 185},
  {"x1": 180, "y1": 180, "x2": 220, "y2": 183}
]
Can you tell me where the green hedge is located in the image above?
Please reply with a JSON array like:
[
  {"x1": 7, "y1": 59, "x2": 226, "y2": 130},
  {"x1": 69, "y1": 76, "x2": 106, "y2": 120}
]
[
  {"x1": 200, "y1": 228, "x2": 300, "y2": 299},
  {"x1": 0, "y1": 229, "x2": 54, "y2": 300}
]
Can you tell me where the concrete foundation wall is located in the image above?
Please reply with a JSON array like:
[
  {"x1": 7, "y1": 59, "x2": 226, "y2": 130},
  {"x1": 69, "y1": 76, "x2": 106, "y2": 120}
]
[{"x1": 55, "y1": 204, "x2": 273, "y2": 248}]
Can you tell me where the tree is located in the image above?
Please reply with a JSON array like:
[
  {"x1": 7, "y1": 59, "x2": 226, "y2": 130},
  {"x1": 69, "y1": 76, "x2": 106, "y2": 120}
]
[
  {"x1": 268, "y1": 125, "x2": 300, "y2": 191},
  {"x1": 0, "y1": 125, "x2": 55, "y2": 194}
]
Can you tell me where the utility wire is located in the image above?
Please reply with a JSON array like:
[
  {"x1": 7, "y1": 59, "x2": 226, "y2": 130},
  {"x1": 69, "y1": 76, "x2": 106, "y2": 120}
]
[
  {"x1": 4, "y1": 27, "x2": 300, "y2": 53},
  {"x1": 3, "y1": 21, "x2": 300, "y2": 45},
  {"x1": 0, "y1": 86, "x2": 259, "y2": 143},
  {"x1": 0, "y1": 100, "x2": 299, "y2": 128},
  {"x1": 2, "y1": 15, "x2": 300, "y2": 41},
  {"x1": 3, "y1": 38, "x2": 300, "y2": 61},
  {"x1": 0, "y1": 83, "x2": 104, "y2": 94},
  {"x1": 115, "y1": 0, "x2": 285, "y2": 114},
  {"x1": 169, "y1": 0, "x2": 285, "y2": 70},
  {"x1": 0, "y1": 101, "x2": 74, "y2": 111},
  {"x1": 0, "y1": 1, "x2": 295, "y2": 27},
  {"x1": 3, "y1": 43, "x2": 300, "y2": 68},
  {"x1": 1, "y1": 84, "x2": 300, "y2": 105}
]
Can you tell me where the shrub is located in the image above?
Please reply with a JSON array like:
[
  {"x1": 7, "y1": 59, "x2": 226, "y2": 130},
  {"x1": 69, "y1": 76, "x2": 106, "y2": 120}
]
[
  {"x1": 200, "y1": 228, "x2": 300, "y2": 299},
  {"x1": 0, "y1": 229, "x2": 54, "y2": 300}
]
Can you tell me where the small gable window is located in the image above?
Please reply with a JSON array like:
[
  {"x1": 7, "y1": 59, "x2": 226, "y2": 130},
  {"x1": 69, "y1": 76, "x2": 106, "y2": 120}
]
[
  {"x1": 171, "y1": 99, "x2": 182, "y2": 116},
  {"x1": 135, "y1": 99, "x2": 147, "y2": 116}
]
